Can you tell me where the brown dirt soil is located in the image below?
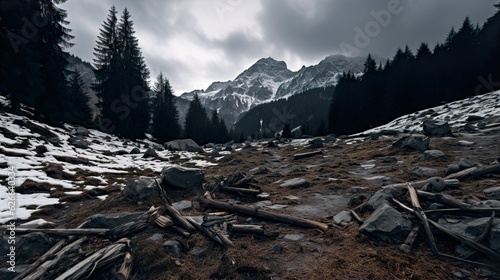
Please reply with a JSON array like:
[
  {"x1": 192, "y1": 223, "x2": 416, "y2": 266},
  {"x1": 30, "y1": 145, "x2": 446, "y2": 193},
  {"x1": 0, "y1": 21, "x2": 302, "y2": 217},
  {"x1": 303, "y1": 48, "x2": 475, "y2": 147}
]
[{"x1": 20, "y1": 133, "x2": 500, "y2": 279}]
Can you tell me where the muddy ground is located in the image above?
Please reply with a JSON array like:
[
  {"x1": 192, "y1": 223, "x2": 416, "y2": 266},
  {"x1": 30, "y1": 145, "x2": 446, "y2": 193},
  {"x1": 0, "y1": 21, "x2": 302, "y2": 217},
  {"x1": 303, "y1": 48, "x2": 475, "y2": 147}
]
[{"x1": 16, "y1": 132, "x2": 500, "y2": 279}]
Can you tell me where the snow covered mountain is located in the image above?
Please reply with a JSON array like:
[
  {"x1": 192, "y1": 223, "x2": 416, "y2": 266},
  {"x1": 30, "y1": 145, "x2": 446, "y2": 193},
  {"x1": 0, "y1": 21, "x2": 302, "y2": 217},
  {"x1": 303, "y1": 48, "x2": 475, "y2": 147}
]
[{"x1": 178, "y1": 55, "x2": 367, "y2": 126}]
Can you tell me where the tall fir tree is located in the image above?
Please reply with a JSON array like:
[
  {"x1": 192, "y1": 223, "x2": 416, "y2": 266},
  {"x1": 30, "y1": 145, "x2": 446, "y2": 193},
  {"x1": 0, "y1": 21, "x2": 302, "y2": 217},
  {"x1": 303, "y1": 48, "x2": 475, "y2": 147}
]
[
  {"x1": 184, "y1": 94, "x2": 210, "y2": 145},
  {"x1": 151, "y1": 73, "x2": 181, "y2": 142},
  {"x1": 65, "y1": 69, "x2": 93, "y2": 126},
  {"x1": 93, "y1": 7, "x2": 151, "y2": 140}
]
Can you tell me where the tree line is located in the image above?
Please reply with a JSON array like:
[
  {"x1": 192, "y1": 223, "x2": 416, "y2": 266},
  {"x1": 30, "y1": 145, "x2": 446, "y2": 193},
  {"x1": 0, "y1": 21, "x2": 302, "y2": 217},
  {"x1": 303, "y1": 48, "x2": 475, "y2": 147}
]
[
  {"x1": 0, "y1": 1, "x2": 229, "y2": 144},
  {"x1": 329, "y1": 4, "x2": 500, "y2": 136}
]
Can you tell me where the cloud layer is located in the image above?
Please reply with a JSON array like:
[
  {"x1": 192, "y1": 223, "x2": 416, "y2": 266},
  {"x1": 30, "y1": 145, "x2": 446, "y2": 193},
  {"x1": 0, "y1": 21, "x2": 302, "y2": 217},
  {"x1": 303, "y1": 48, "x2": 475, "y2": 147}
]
[{"x1": 61, "y1": 0, "x2": 498, "y2": 94}]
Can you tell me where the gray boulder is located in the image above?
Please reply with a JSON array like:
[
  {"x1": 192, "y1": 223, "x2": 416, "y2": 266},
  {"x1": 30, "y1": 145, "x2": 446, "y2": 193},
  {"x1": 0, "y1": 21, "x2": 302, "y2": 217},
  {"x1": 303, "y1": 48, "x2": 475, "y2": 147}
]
[
  {"x1": 164, "y1": 139, "x2": 203, "y2": 153},
  {"x1": 161, "y1": 165, "x2": 204, "y2": 190},
  {"x1": 68, "y1": 136, "x2": 89, "y2": 149},
  {"x1": 130, "y1": 147, "x2": 141, "y2": 154},
  {"x1": 422, "y1": 119, "x2": 452, "y2": 136},
  {"x1": 366, "y1": 187, "x2": 399, "y2": 211},
  {"x1": 333, "y1": 211, "x2": 353, "y2": 226},
  {"x1": 446, "y1": 163, "x2": 460, "y2": 176},
  {"x1": 122, "y1": 178, "x2": 157, "y2": 201},
  {"x1": 359, "y1": 203, "x2": 413, "y2": 243},
  {"x1": 423, "y1": 150, "x2": 445, "y2": 160},
  {"x1": 410, "y1": 166, "x2": 438, "y2": 177},
  {"x1": 393, "y1": 135, "x2": 429, "y2": 152},
  {"x1": 426, "y1": 177, "x2": 446, "y2": 192},
  {"x1": 142, "y1": 148, "x2": 158, "y2": 158},
  {"x1": 483, "y1": 187, "x2": 500, "y2": 197},
  {"x1": 308, "y1": 138, "x2": 324, "y2": 149}
]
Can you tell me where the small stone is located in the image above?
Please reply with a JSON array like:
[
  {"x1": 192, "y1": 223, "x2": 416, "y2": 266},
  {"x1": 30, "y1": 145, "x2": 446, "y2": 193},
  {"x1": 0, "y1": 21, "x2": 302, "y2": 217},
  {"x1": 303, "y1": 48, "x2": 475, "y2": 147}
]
[
  {"x1": 142, "y1": 148, "x2": 158, "y2": 158},
  {"x1": 172, "y1": 200, "x2": 193, "y2": 211},
  {"x1": 382, "y1": 157, "x2": 398, "y2": 163},
  {"x1": 458, "y1": 158, "x2": 474, "y2": 169},
  {"x1": 308, "y1": 138, "x2": 323, "y2": 149},
  {"x1": 164, "y1": 240, "x2": 184, "y2": 258},
  {"x1": 148, "y1": 233, "x2": 163, "y2": 242},
  {"x1": 130, "y1": 147, "x2": 141, "y2": 154},
  {"x1": 333, "y1": 211, "x2": 353, "y2": 226},
  {"x1": 458, "y1": 140, "x2": 475, "y2": 146},
  {"x1": 427, "y1": 177, "x2": 446, "y2": 192},
  {"x1": 446, "y1": 163, "x2": 460, "y2": 175},
  {"x1": 423, "y1": 150, "x2": 445, "y2": 160},
  {"x1": 188, "y1": 246, "x2": 206, "y2": 258},
  {"x1": 483, "y1": 186, "x2": 500, "y2": 197},
  {"x1": 410, "y1": 166, "x2": 438, "y2": 177},
  {"x1": 280, "y1": 178, "x2": 309, "y2": 188},
  {"x1": 283, "y1": 234, "x2": 306, "y2": 242},
  {"x1": 273, "y1": 244, "x2": 284, "y2": 254}
]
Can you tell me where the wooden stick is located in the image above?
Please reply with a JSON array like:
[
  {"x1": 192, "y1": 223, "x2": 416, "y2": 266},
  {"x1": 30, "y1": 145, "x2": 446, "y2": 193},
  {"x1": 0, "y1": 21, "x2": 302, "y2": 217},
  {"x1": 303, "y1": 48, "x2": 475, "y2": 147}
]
[
  {"x1": 13, "y1": 239, "x2": 67, "y2": 280},
  {"x1": 424, "y1": 208, "x2": 500, "y2": 217},
  {"x1": 228, "y1": 224, "x2": 279, "y2": 238},
  {"x1": 400, "y1": 224, "x2": 421, "y2": 253},
  {"x1": 198, "y1": 197, "x2": 329, "y2": 231},
  {"x1": 155, "y1": 215, "x2": 174, "y2": 228},
  {"x1": 155, "y1": 179, "x2": 197, "y2": 233},
  {"x1": 220, "y1": 186, "x2": 262, "y2": 195},
  {"x1": 381, "y1": 179, "x2": 461, "y2": 190},
  {"x1": 445, "y1": 164, "x2": 500, "y2": 181},
  {"x1": 416, "y1": 190, "x2": 471, "y2": 209},
  {"x1": 350, "y1": 210, "x2": 363, "y2": 224},
  {"x1": 293, "y1": 150, "x2": 323, "y2": 160},
  {"x1": 115, "y1": 252, "x2": 133, "y2": 280},
  {"x1": 407, "y1": 183, "x2": 438, "y2": 255},
  {"x1": 476, "y1": 211, "x2": 495, "y2": 243}
]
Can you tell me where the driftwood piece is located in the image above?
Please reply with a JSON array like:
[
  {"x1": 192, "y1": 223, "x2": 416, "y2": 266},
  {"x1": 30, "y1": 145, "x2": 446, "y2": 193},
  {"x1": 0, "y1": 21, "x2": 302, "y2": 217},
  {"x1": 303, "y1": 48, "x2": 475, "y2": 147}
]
[
  {"x1": 115, "y1": 252, "x2": 133, "y2": 280},
  {"x1": 407, "y1": 183, "x2": 438, "y2": 255},
  {"x1": 220, "y1": 186, "x2": 262, "y2": 195},
  {"x1": 350, "y1": 210, "x2": 363, "y2": 224},
  {"x1": 54, "y1": 238, "x2": 130, "y2": 280},
  {"x1": 155, "y1": 215, "x2": 174, "y2": 228},
  {"x1": 198, "y1": 197, "x2": 329, "y2": 231},
  {"x1": 13, "y1": 228, "x2": 108, "y2": 237},
  {"x1": 424, "y1": 208, "x2": 500, "y2": 217},
  {"x1": 400, "y1": 224, "x2": 421, "y2": 253},
  {"x1": 228, "y1": 224, "x2": 279, "y2": 238},
  {"x1": 13, "y1": 239, "x2": 67, "y2": 280},
  {"x1": 445, "y1": 164, "x2": 500, "y2": 181},
  {"x1": 416, "y1": 190, "x2": 471, "y2": 209},
  {"x1": 186, "y1": 216, "x2": 234, "y2": 247},
  {"x1": 293, "y1": 150, "x2": 323, "y2": 160},
  {"x1": 382, "y1": 179, "x2": 461, "y2": 190},
  {"x1": 21, "y1": 237, "x2": 87, "y2": 280},
  {"x1": 155, "y1": 179, "x2": 197, "y2": 233}
]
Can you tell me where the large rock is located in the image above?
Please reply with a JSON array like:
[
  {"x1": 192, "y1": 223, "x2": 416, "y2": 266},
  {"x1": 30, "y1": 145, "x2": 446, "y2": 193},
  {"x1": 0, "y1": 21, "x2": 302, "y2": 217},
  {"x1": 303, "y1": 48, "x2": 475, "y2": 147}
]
[
  {"x1": 410, "y1": 166, "x2": 438, "y2": 177},
  {"x1": 438, "y1": 217, "x2": 500, "y2": 252},
  {"x1": 422, "y1": 119, "x2": 452, "y2": 136},
  {"x1": 142, "y1": 148, "x2": 158, "y2": 158},
  {"x1": 308, "y1": 138, "x2": 324, "y2": 149},
  {"x1": 164, "y1": 139, "x2": 203, "y2": 153},
  {"x1": 359, "y1": 203, "x2": 413, "y2": 243},
  {"x1": 122, "y1": 178, "x2": 157, "y2": 201},
  {"x1": 393, "y1": 135, "x2": 429, "y2": 152},
  {"x1": 423, "y1": 150, "x2": 445, "y2": 160},
  {"x1": 366, "y1": 187, "x2": 399, "y2": 212},
  {"x1": 161, "y1": 165, "x2": 204, "y2": 190}
]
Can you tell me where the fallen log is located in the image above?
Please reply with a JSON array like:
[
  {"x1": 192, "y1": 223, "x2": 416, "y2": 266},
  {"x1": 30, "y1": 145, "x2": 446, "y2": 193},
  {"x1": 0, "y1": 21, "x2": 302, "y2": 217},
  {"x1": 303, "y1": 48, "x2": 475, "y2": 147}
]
[
  {"x1": 293, "y1": 150, "x2": 323, "y2": 160},
  {"x1": 21, "y1": 237, "x2": 87, "y2": 280},
  {"x1": 382, "y1": 179, "x2": 461, "y2": 190},
  {"x1": 424, "y1": 208, "x2": 500, "y2": 217},
  {"x1": 198, "y1": 197, "x2": 329, "y2": 231},
  {"x1": 220, "y1": 186, "x2": 262, "y2": 195},
  {"x1": 155, "y1": 179, "x2": 197, "y2": 233},
  {"x1": 115, "y1": 252, "x2": 133, "y2": 280},
  {"x1": 54, "y1": 238, "x2": 130, "y2": 280},
  {"x1": 416, "y1": 190, "x2": 471, "y2": 209},
  {"x1": 400, "y1": 224, "x2": 421, "y2": 253},
  {"x1": 13, "y1": 228, "x2": 108, "y2": 236},
  {"x1": 228, "y1": 224, "x2": 279, "y2": 238},
  {"x1": 445, "y1": 164, "x2": 500, "y2": 181},
  {"x1": 155, "y1": 215, "x2": 174, "y2": 228},
  {"x1": 186, "y1": 216, "x2": 234, "y2": 247},
  {"x1": 407, "y1": 183, "x2": 438, "y2": 255}
]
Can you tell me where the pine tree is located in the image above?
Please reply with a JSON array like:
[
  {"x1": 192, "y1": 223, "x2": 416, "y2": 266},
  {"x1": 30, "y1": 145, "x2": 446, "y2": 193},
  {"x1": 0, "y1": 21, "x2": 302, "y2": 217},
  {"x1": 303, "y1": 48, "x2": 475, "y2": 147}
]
[
  {"x1": 151, "y1": 73, "x2": 181, "y2": 142},
  {"x1": 35, "y1": 0, "x2": 74, "y2": 125},
  {"x1": 184, "y1": 94, "x2": 210, "y2": 145},
  {"x1": 281, "y1": 123, "x2": 291, "y2": 139},
  {"x1": 65, "y1": 69, "x2": 93, "y2": 126},
  {"x1": 363, "y1": 54, "x2": 377, "y2": 75}
]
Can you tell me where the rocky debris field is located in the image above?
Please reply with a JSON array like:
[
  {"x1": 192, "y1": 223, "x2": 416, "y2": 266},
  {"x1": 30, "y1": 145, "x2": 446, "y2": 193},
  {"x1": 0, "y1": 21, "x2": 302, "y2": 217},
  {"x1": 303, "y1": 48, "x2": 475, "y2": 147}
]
[{"x1": 1, "y1": 90, "x2": 500, "y2": 279}]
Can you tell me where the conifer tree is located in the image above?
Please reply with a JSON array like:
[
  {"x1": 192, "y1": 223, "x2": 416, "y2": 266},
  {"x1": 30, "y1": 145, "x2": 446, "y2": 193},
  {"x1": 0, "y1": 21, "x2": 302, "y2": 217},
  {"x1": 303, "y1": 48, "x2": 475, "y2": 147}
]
[
  {"x1": 151, "y1": 73, "x2": 181, "y2": 142},
  {"x1": 184, "y1": 94, "x2": 210, "y2": 144},
  {"x1": 65, "y1": 69, "x2": 93, "y2": 126}
]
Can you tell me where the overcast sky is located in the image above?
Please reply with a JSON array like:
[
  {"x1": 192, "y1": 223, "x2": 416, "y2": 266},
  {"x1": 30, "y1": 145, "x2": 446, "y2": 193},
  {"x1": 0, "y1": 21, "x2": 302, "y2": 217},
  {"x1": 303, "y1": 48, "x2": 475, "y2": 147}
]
[{"x1": 61, "y1": 0, "x2": 498, "y2": 95}]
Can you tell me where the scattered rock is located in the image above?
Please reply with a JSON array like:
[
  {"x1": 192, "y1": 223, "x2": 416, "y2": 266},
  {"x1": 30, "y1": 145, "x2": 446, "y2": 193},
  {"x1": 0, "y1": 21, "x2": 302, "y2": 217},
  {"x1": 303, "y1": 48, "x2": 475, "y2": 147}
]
[
  {"x1": 273, "y1": 244, "x2": 284, "y2": 254},
  {"x1": 483, "y1": 186, "x2": 500, "y2": 197},
  {"x1": 366, "y1": 187, "x2": 399, "y2": 211},
  {"x1": 446, "y1": 163, "x2": 461, "y2": 176},
  {"x1": 164, "y1": 240, "x2": 184, "y2": 258},
  {"x1": 382, "y1": 157, "x2": 398, "y2": 164},
  {"x1": 73, "y1": 126, "x2": 90, "y2": 136},
  {"x1": 228, "y1": 159, "x2": 241, "y2": 165},
  {"x1": 161, "y1": 165, "x2": 204, "y2": 190},
  {"x1": 172, "y1": 200, "x2": 193, "y2": 211},
  {"x1": 266, "y1": 141, "x2": 277, "y2": 148},
  {"x1": 164, "y1": 139, "x2": 204, "y2": 153},
  {"x1": 324, "y1": 135, "x2": 336, "y2": 142},
  {"x1": 188, "y1": 246, "x2": 206, "y2": 258},
  {"x1": 458, "y1": 158, "x2": 475, "y2": 169},
  {"x1": 333, "y1": 211, "x2": 353, "y2": 226},
  {"x1": 426, "y1": 177, "x2": 446, "y2": 192},
  {"x1": 359, "y1": 203, "x2": 413, "y2": 243},
  {"x1": 410, "y1": 166, "x2": 438, "y2": 177},
  {"x1": 148, "y1": 233, "x2": 163, "y2": 242},
  {"x1": 308, "y1": 138, "x2": 323, "y2": 149},
  {"x1": 68, "y1": 136, "x2": 89, "y2": 149},
  {"x1": 130, "y1": 147, "x2": 141, "y2": 154},
  {"x1": 210, "y1": 149, "x2": 220, "y2": 157},
  {"x1": 393, "y1": 135, "x2": 429, "y2": 152},
  {"x1": 122, "y1": 178, "x2": 157, "y2": 202},
  {"x1": 142, "y1": 148, "x2": 158, "y2": 158},
  {"x1": 458, "y1": 140, "x2": 475, "y2": 146},
  {"x1": 35, "y1": 145, "x2": 48, "y2": 155},
  {"x1": 280, "y1": 178, "x2": 310, "y2": 188},
  {"x1": 423, "y1": 119, "x2": 452, "y2": 136},
  {"x1": 466, "y1": 115, "x2": 484, "y2": 122},
  {"x1": 283, "y1": 234, "x2": 306, "y2": 242},
  {"x1": 423, "y1": 150, "x2": 445, "y2": 160}
]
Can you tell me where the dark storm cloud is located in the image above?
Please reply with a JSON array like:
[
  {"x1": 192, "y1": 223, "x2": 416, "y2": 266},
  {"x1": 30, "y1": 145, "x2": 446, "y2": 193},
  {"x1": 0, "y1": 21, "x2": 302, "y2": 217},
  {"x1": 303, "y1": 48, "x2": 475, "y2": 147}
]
[{"x1": 258, "y1": 0, "x2": 498, "y2": 59}]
